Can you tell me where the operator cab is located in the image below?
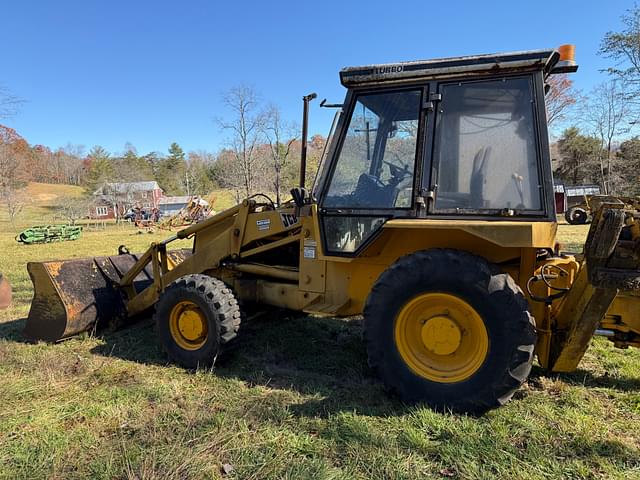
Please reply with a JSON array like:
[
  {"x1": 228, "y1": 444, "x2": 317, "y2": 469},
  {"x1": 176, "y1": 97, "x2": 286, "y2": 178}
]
[{"x1": 314, "y1": 48, "x2": 577, "y2": 255}]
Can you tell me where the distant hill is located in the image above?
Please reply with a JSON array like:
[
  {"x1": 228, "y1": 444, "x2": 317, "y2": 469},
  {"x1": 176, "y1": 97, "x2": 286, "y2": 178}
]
[
  {"x1": 19, "y1": 182, "x2": 252, "y2": 212},
  {"x1": 23, "y1": 183, "x2": 86, "y2": 206}
]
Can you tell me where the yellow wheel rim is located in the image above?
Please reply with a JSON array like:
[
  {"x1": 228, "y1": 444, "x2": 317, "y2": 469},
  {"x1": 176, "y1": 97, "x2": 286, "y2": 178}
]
[
  {"x1": 394, "y1": 293, "x2": 489, "y2": 383},
  {"x1": 169, "y1": 300, "x2": 208, "y2": 350}
]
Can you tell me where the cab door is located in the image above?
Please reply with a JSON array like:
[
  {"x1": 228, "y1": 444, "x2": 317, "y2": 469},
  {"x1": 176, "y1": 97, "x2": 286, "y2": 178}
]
[{"x1": 316, "y1": 87, "x2": 426, "y2": 255}]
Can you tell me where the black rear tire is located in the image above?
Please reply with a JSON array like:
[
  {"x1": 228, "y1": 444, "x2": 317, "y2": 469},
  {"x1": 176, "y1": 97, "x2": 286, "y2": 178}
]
[
  {"x1": 364, "y1": 249, "x2": 536, "y2": 414},
  {"x1": 154, "y1": 274, "x2": 242, "y2": 368},
  {"x1": 565, "y1": 206, "x2": 588, "y2": 225}
]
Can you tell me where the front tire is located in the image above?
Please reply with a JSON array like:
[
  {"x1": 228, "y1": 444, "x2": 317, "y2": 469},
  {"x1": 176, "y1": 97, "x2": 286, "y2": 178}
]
[
  {"x1": 364, "y1": 249, "x2": 536, "y2": 413},
  {"x1": 154, "y1": 274, "x2": 242, "y2": 368}
]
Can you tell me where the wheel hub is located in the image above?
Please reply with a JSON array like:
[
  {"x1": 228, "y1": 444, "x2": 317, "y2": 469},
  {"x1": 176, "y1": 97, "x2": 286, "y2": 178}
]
[
  {"x1": 394, "y1": 292, "x2": 489, "y2": 383},
  {"x1": 169, "y1": 301, "x2": 208, "y2": 350},
  {"x1": 421, "y1": 316, "x2": 462, "y2": 355},
  {"x1": 178, "y1": 309, "x2": 205, "y2": 341}
]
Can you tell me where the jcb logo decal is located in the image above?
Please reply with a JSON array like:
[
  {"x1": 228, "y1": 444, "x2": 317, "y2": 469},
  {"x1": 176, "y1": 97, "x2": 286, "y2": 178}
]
[{"x1": 281, "y1": 213, "x2": 299, "y2": 228}]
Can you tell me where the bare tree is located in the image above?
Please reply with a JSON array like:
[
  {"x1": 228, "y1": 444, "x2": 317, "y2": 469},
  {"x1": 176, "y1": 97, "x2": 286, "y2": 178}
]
[
  {"x1": 57, "y1": 144, "x2": 86, "y2": 185},
  {"x1": 0, "y1": 134, "x2": 28, "y2": 229},
  {"x1": 1, "y1": 187, "x2": 25, "y2": 230},
  {"x1": 56, "y1": 196, "x2": 90, "y2": 225},
  {"x1": 186, "y1": 150, "x2": 215, "y2": 195},
  {"x1": 263, "y1": 105, "x2": 298, "y2": 205},
  {"x1": 0, "y1": 143, "x2": 21, "y2": 190},
  {"x1": 0, "y1": 85, "x2": 24, "y2": 119},
  {"x1": 600, "y1": 5, "x2": 640, "y2": 113},
  {"x1": 546, "y1": 74, "x2": 578, "y2": 127},
  {"x1": 582, "y1": 80, "x2": 631, "y2": 194},
  {"x1": 218, "y1": 86, "x2": 266, "y2": 199}
]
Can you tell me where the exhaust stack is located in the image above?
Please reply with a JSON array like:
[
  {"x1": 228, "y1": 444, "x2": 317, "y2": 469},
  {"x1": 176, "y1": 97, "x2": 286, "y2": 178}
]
[{"x1": 299, "y1": 92, "x2": 317, "y2": 190}]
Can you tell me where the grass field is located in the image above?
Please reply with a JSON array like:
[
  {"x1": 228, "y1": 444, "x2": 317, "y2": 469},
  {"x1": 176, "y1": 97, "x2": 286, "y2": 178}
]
[{"x1": 0, "y1": 185, "x2": 639, "y2": 479}]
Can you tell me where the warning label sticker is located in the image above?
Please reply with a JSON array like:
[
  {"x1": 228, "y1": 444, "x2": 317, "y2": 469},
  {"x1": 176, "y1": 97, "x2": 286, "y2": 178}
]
[{"x1": 257, "y1": 219, "x2": 271, "y2": 231}]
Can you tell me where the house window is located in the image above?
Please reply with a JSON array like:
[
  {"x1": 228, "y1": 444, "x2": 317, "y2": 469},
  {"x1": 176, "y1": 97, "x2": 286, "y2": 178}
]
[
  {"x1": 96, "y1": 206, "x2": 109, "y2": 216},
  {"x1": 141, "y1": 191, "x2": 148, "y2": 199}
]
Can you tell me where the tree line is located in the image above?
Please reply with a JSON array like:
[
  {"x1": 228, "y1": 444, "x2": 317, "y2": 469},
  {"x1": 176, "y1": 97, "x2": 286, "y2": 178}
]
[
  {"x1": 549, "y1": 6, "x2": 640, "y2": 195},
  {"x1": 0, "y1": 90, "x2": 326, "y2": 211}
]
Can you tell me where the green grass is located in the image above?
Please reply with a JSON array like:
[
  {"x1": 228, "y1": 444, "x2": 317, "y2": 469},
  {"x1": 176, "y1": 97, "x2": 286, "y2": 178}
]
[
  {"x1": 555, "y1": 216, "x2": 592, "y2": 253},
  {"x1": 0, "y1": 186, "x2": 639, "y2": 479}
]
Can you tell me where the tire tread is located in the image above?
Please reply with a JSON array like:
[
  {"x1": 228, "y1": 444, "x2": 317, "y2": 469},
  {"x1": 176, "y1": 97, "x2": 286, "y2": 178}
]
[{"x1": 363, "y1": 248, "x2": 536, "y2": 413}]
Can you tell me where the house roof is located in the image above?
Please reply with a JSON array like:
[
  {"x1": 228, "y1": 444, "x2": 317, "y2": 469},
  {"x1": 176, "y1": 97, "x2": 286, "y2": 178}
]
[
  {"x1": 565, "y1": 185, "x2": 601, "y2": 196},
  {"x1": 159, "y1": 196, "x2": 192, "y2": 205},
  {"x1": 91, "y1": 197, "x2": 113, "y2": 206},
  {"x1": 94, "y1": 181, "x2": 161, "y2": 195},
  {"x1": 159, "y1": 196, "x2": 209, "y2": 206}
]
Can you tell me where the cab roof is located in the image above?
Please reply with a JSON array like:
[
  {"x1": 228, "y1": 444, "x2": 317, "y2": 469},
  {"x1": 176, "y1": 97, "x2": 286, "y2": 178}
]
[{"x1": 340, "y1": 49, "x2": 574, "y2": 88}]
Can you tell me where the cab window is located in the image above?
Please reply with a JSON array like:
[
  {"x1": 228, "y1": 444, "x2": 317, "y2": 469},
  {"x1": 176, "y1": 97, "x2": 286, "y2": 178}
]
[
  {"x1": 324, "y1": 90, "x2": 421, "y2": 209},
  {"x1": 433, "y1": 77, "x2": 542, "y2": 213}
]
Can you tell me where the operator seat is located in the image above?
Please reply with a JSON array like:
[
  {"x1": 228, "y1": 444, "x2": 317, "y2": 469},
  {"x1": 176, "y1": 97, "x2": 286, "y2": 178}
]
[
  {"x1": 470, "y1": 147, "x2": 491, "y2": 209},
  {"x1": 352, "y1": 173, "x2": 394, "y2": 207}
]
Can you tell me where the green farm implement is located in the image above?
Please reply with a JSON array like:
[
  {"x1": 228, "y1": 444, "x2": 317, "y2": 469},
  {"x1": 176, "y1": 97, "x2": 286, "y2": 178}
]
[{"x1": 16, "y1": 225, "x2": 83, "y2": 245}]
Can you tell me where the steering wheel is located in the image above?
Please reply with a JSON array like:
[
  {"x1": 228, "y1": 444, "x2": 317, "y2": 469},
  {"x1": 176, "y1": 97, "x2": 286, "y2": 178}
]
[{"x1": 383, "y1": 159, "x2": 411, "y2": 185}]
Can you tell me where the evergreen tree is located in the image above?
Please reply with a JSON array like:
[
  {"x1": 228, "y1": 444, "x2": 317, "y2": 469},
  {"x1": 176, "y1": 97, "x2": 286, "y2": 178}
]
[
  {"x1": 117, "y1": 144, "x2": 154, "y2": 182},
  {"x1": 85, "y1": 146, "x2": 115, "y2": 191},
  {"x1": 616, "y1": 137, "x2": 640, "y2": 194},
  {"x1": 555, "y1": 128, "x2": 602, "y2": 186},
  {"x1": 156, "y1": 142, "x2": 187, "y2": 195}
]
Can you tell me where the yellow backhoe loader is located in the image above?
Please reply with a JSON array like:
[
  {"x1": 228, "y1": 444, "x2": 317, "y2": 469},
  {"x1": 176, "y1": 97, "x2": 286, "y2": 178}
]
[{"x1": 24, "y1": 46, "x2": 640, "y2": 413}]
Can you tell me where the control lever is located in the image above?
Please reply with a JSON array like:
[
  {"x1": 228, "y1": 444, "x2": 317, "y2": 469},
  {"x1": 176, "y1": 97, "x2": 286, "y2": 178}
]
[{"x1": 290, "y1": 187, "x2": 307, "y2": 208}]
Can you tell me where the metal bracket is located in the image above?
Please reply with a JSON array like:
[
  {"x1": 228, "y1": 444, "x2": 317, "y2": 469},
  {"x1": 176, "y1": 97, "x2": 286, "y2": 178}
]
[
  {"x1": 320, "y1": 99, "x2": 343, "y2": 109},
  {"x1": 424, "y1": 93, "x2": 442, "y2": 112}
]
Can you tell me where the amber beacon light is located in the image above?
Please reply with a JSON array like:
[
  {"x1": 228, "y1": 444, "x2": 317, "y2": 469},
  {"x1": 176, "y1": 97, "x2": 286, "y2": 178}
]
[
  {"x1": 551, "y1": 44, "x2": 578, "y2": 73},
  {"x1": 558, "y1": 44, "x2": 576, "y2": 62}
]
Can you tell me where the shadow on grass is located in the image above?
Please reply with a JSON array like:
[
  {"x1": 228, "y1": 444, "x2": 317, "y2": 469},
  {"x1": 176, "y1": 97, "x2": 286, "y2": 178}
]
[
  {"x1": 0, "y1": 317, "x2": 27, "y2": 342},
  {"x1": 8, "y1": 308, "x2": 639, "y2": 417},
  {"x1": 529, "y1": 365, "x2": 640, "y2": 393},
  {"x1": 84, "y1": 311, "x2": 640, "y2": 416},
  {"x1": 89, "y1": 311, "x2": 406, "y2": 418}
]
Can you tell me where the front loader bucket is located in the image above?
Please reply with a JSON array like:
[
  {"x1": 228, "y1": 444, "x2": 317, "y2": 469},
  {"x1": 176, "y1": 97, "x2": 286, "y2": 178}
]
[
  {"x1": 24, "y1": 250, "x2": 191, "y2": 342},
  {"x1": 0, "y1": 273, "x2": 12, "y2": 309}
]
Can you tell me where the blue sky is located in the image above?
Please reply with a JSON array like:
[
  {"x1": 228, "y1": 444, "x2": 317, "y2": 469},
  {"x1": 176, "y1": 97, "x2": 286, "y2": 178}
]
[{"x1": 0, "y1": 0, "x2": 634, "y2": 156}]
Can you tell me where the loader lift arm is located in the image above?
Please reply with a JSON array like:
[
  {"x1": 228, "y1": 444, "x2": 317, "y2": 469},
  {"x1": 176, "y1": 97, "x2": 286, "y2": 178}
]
[{"x1": 119, "y1": 199, "x2": 303, "y2": 317}]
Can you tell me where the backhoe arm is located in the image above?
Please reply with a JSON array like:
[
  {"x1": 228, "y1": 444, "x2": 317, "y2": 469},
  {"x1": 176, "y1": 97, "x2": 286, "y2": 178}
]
[{"x1": 550, "y1": 197, "x2": 640, "y2": 372}]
